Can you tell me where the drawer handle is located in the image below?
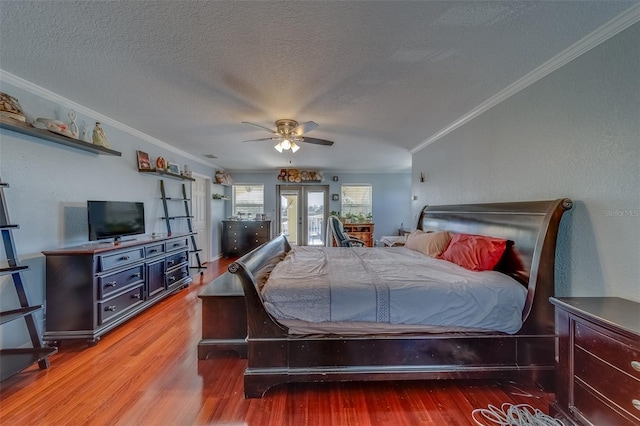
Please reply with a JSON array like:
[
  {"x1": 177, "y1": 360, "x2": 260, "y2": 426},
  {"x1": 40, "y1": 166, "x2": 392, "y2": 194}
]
[
  {"x1": 131, "y1": 293, "x2": 141, "y2": 300},
  {"x1": 105, "y1": 306, "x2": 117, "y2": 312},
  {"x1": 105, "y1": 281, "x2": 117, "y2": 288},
  {"x1": 167, "y1": 260, "x2": 174, "y2": 266},
  {"x1": 130, "y1": 272, "x2": 141, "y2": 279},
  {"x1": 633, "y1": 399, "x2": 640, "y2": 411},
  {"x1": 169, "y1": 276, "x2": 176, "y2": 282},
  {"x1": 173, "y1": 243, "x2": 180, "y2": 247},
  {"x1": 120, "y1": 255, "x2": 130, "y2": 261},
  {"x1": 149, "y1": 249, "x2": 158, "y2": 253},
  {"x1": 632, "y1": 361, "x2": 640, "y2": 372}
]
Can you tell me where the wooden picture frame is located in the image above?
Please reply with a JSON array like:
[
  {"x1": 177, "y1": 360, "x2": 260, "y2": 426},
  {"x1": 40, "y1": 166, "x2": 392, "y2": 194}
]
[
  {"x1": 168, "y1": 162, "x2": 180, "y2": 175},
  {"x1": 136, "y1": 150, "x2": 152, "y2": 170}
]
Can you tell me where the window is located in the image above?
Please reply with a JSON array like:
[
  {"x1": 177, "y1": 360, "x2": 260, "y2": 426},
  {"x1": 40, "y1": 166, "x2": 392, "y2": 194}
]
[
  {"x1": 232, "y1": 184, "x2": 264, "y2": 217},
  {"x1": 341, "y1": 184, "x2": 372, "y2": 219}
]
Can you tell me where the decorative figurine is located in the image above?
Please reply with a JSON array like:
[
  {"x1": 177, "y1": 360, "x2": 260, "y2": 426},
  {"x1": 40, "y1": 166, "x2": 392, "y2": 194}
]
[
  {"x1": 67, "y1": 109, "x2": 79, "y2": 139},
  {"x1": 92, "y1": 122, "x2": 110, "y2": 148},
  {"x1": 156, "y1": 157, "x2": 167, "y2": 170},
  {"x1": 82, "y1": 124, "x2": 91, "y2": 142},
  {"x1": 0, "y1": 92, "x2": 26, "y2": 122}
]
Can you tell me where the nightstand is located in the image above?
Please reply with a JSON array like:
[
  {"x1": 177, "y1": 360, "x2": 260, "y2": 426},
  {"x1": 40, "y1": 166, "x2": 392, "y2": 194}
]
[
  {"x1": 549, "y1": 297, "x2": 640, "y2": 426},
  {"x1": 197, "y1": 271, "x2": 247, "y2": 359}
]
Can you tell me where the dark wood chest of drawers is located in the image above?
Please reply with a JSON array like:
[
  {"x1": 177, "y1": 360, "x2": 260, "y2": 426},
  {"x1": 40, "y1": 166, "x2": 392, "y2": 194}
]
[
  {"x1": 550, "y1": 297, "x2": 640, "y2": 425},
  {"x1": 43, "y1": 235, "x2": 193, "y2": 345},
  {"x1": 221, "y1": 220, "x2": 271, "y2": 257}
]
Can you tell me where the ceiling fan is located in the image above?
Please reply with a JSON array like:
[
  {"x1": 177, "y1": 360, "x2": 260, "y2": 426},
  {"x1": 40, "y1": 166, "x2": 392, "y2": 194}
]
[{"x1": 242, "y1": 119, "x2": 334, "y2": 153}]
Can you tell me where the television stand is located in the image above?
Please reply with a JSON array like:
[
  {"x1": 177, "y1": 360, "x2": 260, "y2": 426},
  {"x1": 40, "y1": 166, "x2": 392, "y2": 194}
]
[
  {"x1": 112, "y1": 236, "x2": 137, "y2": 245},
  {"x1": 42, "y1": 233, "x2": 193, "y2": 346}
]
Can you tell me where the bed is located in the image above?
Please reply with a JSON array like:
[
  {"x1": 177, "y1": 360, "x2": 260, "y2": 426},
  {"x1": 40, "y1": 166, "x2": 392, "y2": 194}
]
[{"x1": 228, "y1": 199, "x2": 572, "y2": 398}]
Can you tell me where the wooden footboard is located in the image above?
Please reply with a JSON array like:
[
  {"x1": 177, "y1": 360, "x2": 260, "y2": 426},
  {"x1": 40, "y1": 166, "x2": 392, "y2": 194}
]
[{"x1": 228, "y1": 199, "x2": 572, "y2": 398}]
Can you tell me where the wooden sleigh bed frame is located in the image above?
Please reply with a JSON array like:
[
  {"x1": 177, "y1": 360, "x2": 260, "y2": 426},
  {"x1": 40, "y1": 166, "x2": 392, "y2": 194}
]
[{"x1": 227, "y1": 199, "x2": 572, "y2": 398}]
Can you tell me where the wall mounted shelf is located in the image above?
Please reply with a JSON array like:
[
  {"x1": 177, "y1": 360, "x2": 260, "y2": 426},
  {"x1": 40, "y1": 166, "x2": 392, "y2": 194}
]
[
  {"x1": 0, "y1": 117, "x2": 122, "y2": 156},
  {"x1": 138, "y1": 168, "x2": 195, "y2": 181}
]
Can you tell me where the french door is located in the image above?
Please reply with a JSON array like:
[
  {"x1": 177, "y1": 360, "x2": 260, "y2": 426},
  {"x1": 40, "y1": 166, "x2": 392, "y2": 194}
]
[{"x1": 276, "y1": 185, "x2": 329, "y2": 246}]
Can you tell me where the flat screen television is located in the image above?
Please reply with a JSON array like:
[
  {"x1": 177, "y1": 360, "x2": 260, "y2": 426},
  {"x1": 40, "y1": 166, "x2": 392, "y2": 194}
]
[{"x1": 88, "y1": 200, "x2": 145, "y2": 242}]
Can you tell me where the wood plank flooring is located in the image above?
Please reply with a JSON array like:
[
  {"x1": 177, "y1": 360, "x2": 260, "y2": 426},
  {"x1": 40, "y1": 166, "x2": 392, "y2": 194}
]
[{"x1": 0, "y1": 258, "x2": 556, "y2": 425}]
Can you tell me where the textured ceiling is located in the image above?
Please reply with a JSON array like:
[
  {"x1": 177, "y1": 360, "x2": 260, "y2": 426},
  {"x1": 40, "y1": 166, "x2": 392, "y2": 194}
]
[{"x1": 1, "y1": 1, "x2": 637, "y2": 172}]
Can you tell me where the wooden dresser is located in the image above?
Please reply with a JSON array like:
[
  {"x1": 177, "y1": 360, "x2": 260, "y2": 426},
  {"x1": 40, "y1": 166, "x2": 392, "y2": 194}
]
[
  {"x1": 221, "y1": 220, "x2": 271, "y2": 257},
  {"x1": 550, "y1": 297, "x2": 640, "y2": 426},
  {"x1": 42, "y1": 234, "x2": 193, "y2": 346},
  {"x1": 342, "y1": 222, "x2": 374, "y2": 247}
]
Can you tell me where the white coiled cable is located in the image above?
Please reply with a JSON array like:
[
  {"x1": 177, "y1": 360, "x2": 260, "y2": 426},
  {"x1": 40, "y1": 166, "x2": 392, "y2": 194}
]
[{"x1": 471, "y1": 403, "x2": 565, "y2": 426}]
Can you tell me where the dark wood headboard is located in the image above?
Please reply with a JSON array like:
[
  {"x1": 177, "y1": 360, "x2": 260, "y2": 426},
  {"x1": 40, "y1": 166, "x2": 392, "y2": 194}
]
[{"x1": 418, "y1": 199, "x2": 572, "y2": 333}]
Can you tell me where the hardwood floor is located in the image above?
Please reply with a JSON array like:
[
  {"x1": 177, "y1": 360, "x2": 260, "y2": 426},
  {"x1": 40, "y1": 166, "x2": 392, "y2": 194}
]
[{"x1": 0, "y1": 258, "x2": 556, "y2": 425}]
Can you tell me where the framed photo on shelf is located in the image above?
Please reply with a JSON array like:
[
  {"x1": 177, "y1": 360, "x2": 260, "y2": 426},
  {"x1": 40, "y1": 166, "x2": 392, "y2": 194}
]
[
  {"x1": 168, "y1": 162, "x2": 180, "y2": 175},
  {"x1": 136, "y1": 150, "x2": 152, "y2": 170}
]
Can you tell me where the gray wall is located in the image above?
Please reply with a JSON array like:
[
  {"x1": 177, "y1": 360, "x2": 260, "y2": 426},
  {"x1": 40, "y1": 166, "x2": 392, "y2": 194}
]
[
  {"x1": 0, "y1": 80, "x2": 218, "y2": 347},
  {"x1": 411, "y1": 23, "x2": 639, "y2": 301}
]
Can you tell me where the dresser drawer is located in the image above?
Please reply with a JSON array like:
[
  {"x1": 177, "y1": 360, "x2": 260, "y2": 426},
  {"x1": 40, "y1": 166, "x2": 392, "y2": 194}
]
[
  {"x1": 251, "y1": 224, "x2": 270, "y2": 236},
  {"x1": 166, "y1": 238, "x2": 189, "y2": 252},
  {"x1": 166, "y1": 265, "x2": 189, "y2": 288},
  {"x1": 145, "y1": 243, "x2": 165, "y2": 258},
  {"x1": 97, "y1": 285, "x2": 144, "y2": 325},
  {"x1": 574, "y1": 346, "x2": 640, "y2": 423},
  {"x1": 166, "y1": 251, "x2": 188, "y2": 270},
  {"x1": 574, "y1": 380, "x2": 639, "y2": 426},
  {"x1": 98, "y1": 265, "x2": 144, "y2": 299},
  {"x1": 224, "y1": 242, "x2": 240, "y2": 254},
  {"x1": 99, "y1": 248, "x2": 145, "y2": 272},
  {"x1": 575, "y1": 321, "x2": 640, "y2": 379}
]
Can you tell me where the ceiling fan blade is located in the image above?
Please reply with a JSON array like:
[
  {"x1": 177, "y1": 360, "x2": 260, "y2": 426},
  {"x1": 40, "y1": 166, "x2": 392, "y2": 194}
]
[
  {"x1": 242, "y1": 121, "x2": 277, "y2": 134},
  {"x1": 298, "y1": 136, "x2": 334, "y2": 146},
  {"x1": 242, "y1": 137, "x2": 280, "y2": 143},
  {"x1": 293, "y1": 121, "x2": 318, "y2": 135}
]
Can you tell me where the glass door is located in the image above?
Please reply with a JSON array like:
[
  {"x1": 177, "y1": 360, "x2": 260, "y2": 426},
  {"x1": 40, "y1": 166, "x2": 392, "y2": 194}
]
[
  {"x1": 279, "y1": 187, "x2": 300, "y2": 245},
  {"x1": 277, "y1": 185, "x2": 329, "y2": 246}
]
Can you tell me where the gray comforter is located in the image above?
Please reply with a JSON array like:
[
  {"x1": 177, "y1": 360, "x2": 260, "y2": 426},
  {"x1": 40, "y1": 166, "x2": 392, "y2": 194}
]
[{"x1": 261, "y1": 246, "x2": 527, "y2": 334}]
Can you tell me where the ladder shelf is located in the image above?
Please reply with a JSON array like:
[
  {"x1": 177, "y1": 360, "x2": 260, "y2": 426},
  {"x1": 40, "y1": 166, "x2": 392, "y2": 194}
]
[
  {"x1": 0, "y1": 179, "x2": 57, "y2": 383},
  {"x1": 159, "y1": 180, "x2": 205, "y2": 275}
]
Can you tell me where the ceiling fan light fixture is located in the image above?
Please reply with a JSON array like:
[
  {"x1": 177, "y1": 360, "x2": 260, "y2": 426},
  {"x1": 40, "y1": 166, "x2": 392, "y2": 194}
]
[
  {"x1": 281, "y1": 138, "x2": 291, "y2": 150},
  {"x1": 274, "y1": 142, "x2": 283, "y2": 152},
  {"x1": 290, "y1": 142, "x2": 300, "y2": 153}
]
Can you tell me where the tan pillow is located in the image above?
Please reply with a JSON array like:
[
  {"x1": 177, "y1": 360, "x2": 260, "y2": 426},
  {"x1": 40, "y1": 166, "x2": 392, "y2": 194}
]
[
  {"x1": 404, "y1": 230, "x2": 425, "y2": 252},
  {"x1": 406, "y1": 231, "x2": 453, "y2": 257}
]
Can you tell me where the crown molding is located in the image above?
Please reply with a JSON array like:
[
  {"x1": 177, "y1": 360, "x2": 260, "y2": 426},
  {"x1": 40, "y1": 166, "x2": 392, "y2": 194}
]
[
  {"x1": 0, "y1": 70, "x2": 216, "y2": 168},
  {"x1": 411, "y1": 3, "x2": 640, "y2": 154}
]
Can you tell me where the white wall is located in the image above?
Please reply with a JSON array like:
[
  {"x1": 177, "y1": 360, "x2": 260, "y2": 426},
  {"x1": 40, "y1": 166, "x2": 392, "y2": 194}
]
[{"x1": 412, "y1": 23, "x2": 639, "y2": 301}]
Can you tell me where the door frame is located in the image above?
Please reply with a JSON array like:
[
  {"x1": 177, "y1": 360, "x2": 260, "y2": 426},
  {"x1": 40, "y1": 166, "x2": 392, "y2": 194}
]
[
  {"x1": 276, "y1": 185, "x2": 329, "y2": 246},
  {"x1": 190, "y1": 173, "x2": 212, "y2": 264}
]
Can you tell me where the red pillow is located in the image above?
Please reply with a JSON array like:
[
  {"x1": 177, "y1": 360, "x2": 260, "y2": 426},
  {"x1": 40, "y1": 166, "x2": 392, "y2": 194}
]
[{"x1": 438, "y1": 233, "x2": 507, "y2": 271}]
